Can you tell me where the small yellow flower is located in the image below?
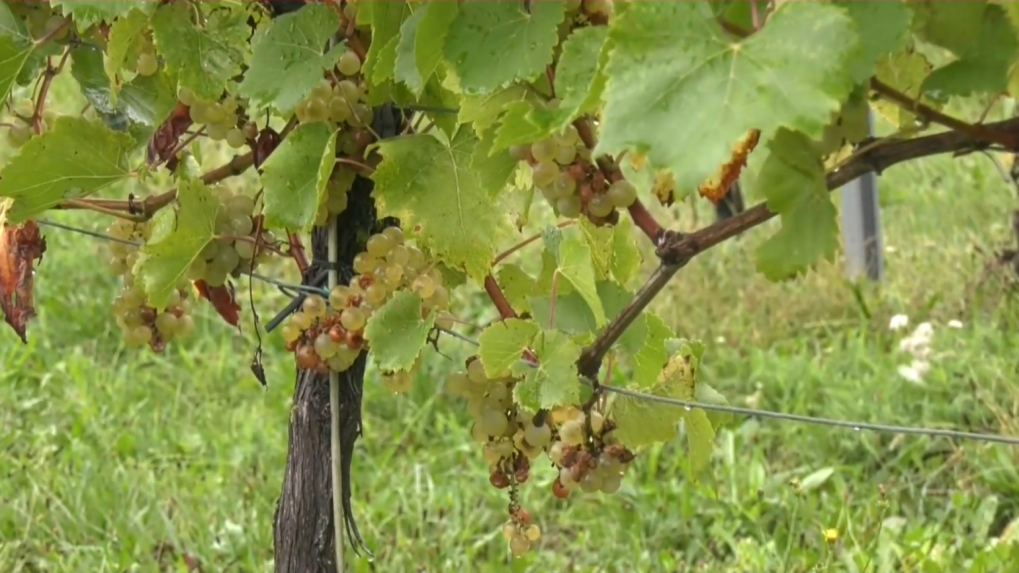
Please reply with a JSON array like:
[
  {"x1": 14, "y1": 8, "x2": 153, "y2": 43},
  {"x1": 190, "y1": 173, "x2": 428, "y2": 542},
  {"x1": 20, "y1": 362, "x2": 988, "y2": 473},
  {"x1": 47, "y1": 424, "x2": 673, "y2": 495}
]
[{"x1": 824, "y1": 528, "x2": 839, "y2": 544}]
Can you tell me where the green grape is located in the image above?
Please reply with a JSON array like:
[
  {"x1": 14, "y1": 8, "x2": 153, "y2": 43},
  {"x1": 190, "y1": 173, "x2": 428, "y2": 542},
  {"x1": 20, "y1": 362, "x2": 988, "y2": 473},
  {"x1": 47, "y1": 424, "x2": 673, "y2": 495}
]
[
  {"x1": 555, "y1": 125, "x2": 580, "y2": 147},
  {"x1": 338, "y1": 50, "x2": 362, "y2": 76},
  {"x1": 477, "y1": 408, "x2": 509, "y2": 436},
  {"x1": 351, "y1": 103, "x2": 373, "y2": 127},
  {"x1": 298, "y1": 98, "x2": 328, "y2": 123},
  {"x1": 340, "y1": 307, "x2": 367, "y2": 331},
  {"x1": 353, "y1": 253, "x2": 377, "y2": 274},
  {"x1": 388, "y1": 245, "x2": 410, "y2": 267},
  {"x1": 326, "y1": 190, "x2": 348, "y2": 214},
  {"x1": 524, "y1": 422, "x2": 551, "y2": 448},
  {"x1": 230, "y1": 214, "x2": 253, "y2": 235},
  {"x1": 204, "y1": 267, "x2": 228, "y2": 287},
  {"x1": 179, "y1": 88, "x2": 196, "y2": 106},
  {"x1": 242, "y1": 121, "x2": 258, "y2": 139},
  {"x1": 532, "y1": 161, "x2": 558, "y2": 187},
  {"x1": 314, "y1": 333, "x2": 338, "y2": 359},
  {"x1": 424, "y1": 285, "x2": 449, "y2": 310},
  {"x1": 227, "y1": 194, "x2": 255, "y2": 215},
  {"x1": 556, "y1": 195, "x2": 582, "y2": 218},
  {"x1": 365, "y1": 283, "x2": 388, "y2": 306},
  {"x1": 406, "y1": 247, "x2": 427, "y2": 272},
  {"x1": 132, "y1": 325, "x2": 154, "y2": 345},
  {"x1": 524, "y1": 524, "x2": 541, "y2": 542},
  {"x1": 554, "y1": 172, "x2": 577, "y2": 196},
  {"x1": 136, "y1": 52, "x2": 158, "y2": 76},
  {"x1": 13, "y1": 98, "x2": 34, "y2": 118},
  {"x1": 328, "y1": 96, "x2": 352, "y2": 123},
  {"x1": 383, "y1": 370, "x2": 414, "y2": 393},
  {"x1": 366, "y1": 234, "x2": 394, "y2": 258},
  {"x1": 235, "y1": 240, "x2": 255, "y2": 260},
  {"x1": 336, "y1": 80, "x2": 360, "y2": 103},
  {"x1": 412, "y1": 274, "x2": 435, "y2": 299},
  {"x1": 382, "y1": 226, "x2": 404, "y2": 245},
  {"x1": 587, "y1": 194, "x2": 614, "y2": 218},
  {"x1": 383, "y1": 262, "x2": 404, "y2": 285},
  {"x1": 155, "y1": 312, "x2": 179, "y2": 336},
  {"x1": 583, "y1": 0, "x2": 613, "y2": 16},
  {"x1": 467, "y1": 359, "x2": 487, "y2": 385},
  {"x1": 302, "y1": 294, "x2": 327, "y2": 318},
  {"x1": 189, "y1": 101, "x2": 211, "y2": 124},
  {"x1": 207, "y1": 122, "x2": 230, "y2": 142},
  {"x1": 329, "y1": 286, "x2": 351, "y2": 309},
  {"x1": 281, "y1": 324, "x2": 302, "y2": 343},
  {"x1": 225, "y1": 127, "x2": 247, "y2": 149},
  {"x1": 559, "y1": 420, "x2": 584, "y2": 445},
  {"x1": 606, "y1": 180, "x2": 637, "y2": 208},
  {"x1": 531, "y1": 139, "x2": 557, "y2": 163},
  {"x1": 311, "y1": 81, "x2": 333, "y2": 102},
  {"x1": 555, "y1": 144, "x2": 577, "y2": 165},
  {"x1": 290, "y1": 311, "x2": 313, "y2": 330},
  {"x1": 600, "y1": 472, "x2": 621, "y2": 494},
  {"x1": 5, "y1": 125, "x2": 32, "y2": 148},
  {"x1": 213, "y1": 244, "x2": 240, "y2": 272}
]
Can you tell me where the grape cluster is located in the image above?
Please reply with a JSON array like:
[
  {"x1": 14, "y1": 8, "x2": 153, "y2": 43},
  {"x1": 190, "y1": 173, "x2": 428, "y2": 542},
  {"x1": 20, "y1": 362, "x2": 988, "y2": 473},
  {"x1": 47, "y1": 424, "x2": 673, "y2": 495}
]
[
  {"x1": 549, "y1": 409, "x2": 634, "y2": 498},
  {"x1": 106, "y1": 220, "x2": 196, "y2": 350},
  {"x1": 187, "y1": 189, "x2": 275, "y2": 287},
  {"x1": 314, "y1": 167, "x2": 355, "y2": 226},
  {"x1": 510, "y1": 125, "x2": 637, "y2": 227},
  {"x1": 9, "y1": 1, "x2": 70, "y2": 43},
  {"x1": 280, "y1": 227, "x2": 451, "y2": 376},
  {"x1": 179, "y1": 89, "x2": 250, "y2": 148},
  {"x1": 502, "y1": 507, "x2": 542, "y2": 557},
  {"x1": 294, "y1": 73, "x2": 372, "y2": 128}
]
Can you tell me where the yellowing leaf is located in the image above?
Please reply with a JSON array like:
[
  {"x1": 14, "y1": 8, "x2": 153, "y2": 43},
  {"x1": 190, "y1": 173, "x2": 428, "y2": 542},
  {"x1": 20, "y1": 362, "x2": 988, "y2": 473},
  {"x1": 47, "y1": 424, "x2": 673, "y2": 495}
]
[{"x1": 478, "y1": 318, "x2": 540, "y2": 378}]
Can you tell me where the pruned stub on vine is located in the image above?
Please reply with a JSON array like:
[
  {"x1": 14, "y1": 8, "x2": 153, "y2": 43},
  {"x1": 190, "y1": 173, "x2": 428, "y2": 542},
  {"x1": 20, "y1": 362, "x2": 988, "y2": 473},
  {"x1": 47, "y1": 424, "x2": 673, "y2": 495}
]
[{"x1": 0, "y1": 218, "x2": 46, "y2": 343}]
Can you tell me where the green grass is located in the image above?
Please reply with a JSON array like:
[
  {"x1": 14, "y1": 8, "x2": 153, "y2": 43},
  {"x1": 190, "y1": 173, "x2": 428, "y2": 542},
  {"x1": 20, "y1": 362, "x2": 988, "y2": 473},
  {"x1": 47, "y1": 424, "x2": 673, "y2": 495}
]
[{"x1": 5, "y1": 78, "x2": 1019, "y2": 572}]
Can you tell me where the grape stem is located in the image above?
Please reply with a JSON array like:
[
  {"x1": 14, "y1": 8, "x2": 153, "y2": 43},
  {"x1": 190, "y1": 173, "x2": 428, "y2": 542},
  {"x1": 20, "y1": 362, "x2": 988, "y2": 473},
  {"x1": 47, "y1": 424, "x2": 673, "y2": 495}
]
[
  {"x1": 32, "y1": 49, "x2": 71, "y2": 135},
  {"x1": 491, "y1": 220, "x2": 575, "y2": 266},
  {"x1": 572, "y1": 117, "x2": 665, "y2": 241},
  {"x1": 335, "y1": 156, "x2": 374, "y2": 175},
  {"x1": 287, "y1": 232, "x2": 310, "y2": 274},
  {"x1": 62, "y1": 198, "x2": 147, "y2": 222},
  {"x1": 574, "y1": 115, "x2": 1019, "y2": 381},
  {"x1": 483, "y1": 274, "x2": 517, "y2": 319}
]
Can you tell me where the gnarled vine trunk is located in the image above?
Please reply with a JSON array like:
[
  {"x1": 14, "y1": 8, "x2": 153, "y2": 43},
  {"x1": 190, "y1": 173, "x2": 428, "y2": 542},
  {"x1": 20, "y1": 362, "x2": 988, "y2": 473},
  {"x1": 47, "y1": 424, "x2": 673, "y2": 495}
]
[{"x1": 272, "y1": 105, "x2": 403, "y2": 573}]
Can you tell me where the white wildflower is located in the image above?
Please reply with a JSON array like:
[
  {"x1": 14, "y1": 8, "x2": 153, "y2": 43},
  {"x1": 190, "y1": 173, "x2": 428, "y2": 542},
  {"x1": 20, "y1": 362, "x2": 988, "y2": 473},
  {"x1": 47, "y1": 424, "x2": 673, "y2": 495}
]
[
  {"x1": 897, "y1": 359, "x2": 930, "y2": 385},
  {"x1": 888, "y1": 314, "x2": 909, "y2": 331},
  {"x1": 947, "y1": 319, "x2": 963, "y2": 329}
]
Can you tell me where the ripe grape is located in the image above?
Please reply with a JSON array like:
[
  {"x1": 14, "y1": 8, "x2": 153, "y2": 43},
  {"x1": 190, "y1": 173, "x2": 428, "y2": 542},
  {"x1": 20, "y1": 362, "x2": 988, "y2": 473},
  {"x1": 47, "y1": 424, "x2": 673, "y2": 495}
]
[
  {"x1": 136, "y1": 52, "x2": 158, "y2": 76},
  {"x1": 5, "y1": 125, "x2": 32, "y2": 148},
  {"x1": 225, "y1": 127, "x2": 247, "y2": 149},
  {"x1": 340, "y1": 307, "x2": 367, "y2": 331},
  {"x1": 338, "y1": 50, "x2": 362, "y2": 76},
  {"x1": 607, "y1": 180, "x2": 637, "y2": 208}
]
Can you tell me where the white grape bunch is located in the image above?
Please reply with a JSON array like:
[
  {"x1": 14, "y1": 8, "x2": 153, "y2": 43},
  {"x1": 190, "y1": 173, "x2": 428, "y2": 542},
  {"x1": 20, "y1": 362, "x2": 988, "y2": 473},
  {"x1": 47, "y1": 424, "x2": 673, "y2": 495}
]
[
  {"x1": 510, "y1": 125, "x2": 638, "y2": 227},
  {"x1": 178, "y1": 88, "x2": 251, "y2": 149},
  {"x1": 186, "y1": 189, "x2": 276, "y2": 287},
  {"x1": 281, "y1": 227, "x2": 452, "y2": 376}
]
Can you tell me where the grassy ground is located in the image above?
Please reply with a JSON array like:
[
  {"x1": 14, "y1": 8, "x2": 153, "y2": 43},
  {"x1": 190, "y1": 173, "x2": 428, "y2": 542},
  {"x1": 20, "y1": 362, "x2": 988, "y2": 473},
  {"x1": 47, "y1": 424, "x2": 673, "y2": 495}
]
[{"x1": 4, "y1": 76, "x2": 1019, "y2": 572}]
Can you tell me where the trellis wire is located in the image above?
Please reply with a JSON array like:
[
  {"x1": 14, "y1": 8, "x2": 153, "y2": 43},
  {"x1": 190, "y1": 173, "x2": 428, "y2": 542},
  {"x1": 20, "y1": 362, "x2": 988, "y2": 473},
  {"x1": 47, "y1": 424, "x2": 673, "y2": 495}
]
[{"x1": 31, "y1": 219, "x2": 1019, "y2": 447}]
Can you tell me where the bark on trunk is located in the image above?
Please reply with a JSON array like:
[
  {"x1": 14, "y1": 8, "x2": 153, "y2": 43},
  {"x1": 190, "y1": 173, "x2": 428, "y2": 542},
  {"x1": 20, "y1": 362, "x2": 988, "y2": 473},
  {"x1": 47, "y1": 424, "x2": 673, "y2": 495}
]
[{"x1": 272, "y1": 105, "x2": 403, "y2": 573}]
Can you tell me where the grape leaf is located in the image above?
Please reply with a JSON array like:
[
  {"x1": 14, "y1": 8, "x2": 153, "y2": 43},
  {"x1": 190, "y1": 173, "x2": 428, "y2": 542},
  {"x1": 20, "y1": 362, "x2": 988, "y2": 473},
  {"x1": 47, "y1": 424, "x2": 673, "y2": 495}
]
[
  {"x1": 922, "y1": 4, "x2": 1017, "y2": 97},
  {"x1": 151, "y1": 1, "x2": 249, "y2": 102},
  {"x1": 393, "y1": 8, "x2": 428, "y2": 94},
  {"x1": 872, "y1": 46, "x2": 935, "y2": 129},
  {"x1": 471, "y1": 133, "x2": 517, "y2": 197},
  {"x1": 238, "y1": 3, "x2": 344, "y2": 114},
  {"x1": 529, "y1": 290, "x2": 598, "y2": 335},
  {"x1": 527, "y1": 26, "x2": 610, "y2": 137},
  {"x1": 684, "y1": 408, "x2": 716, "y2": 478},
  {"x1": 909, "y1": 0, "x2": 985, "y2": 56},
  {"x1": 459, "y1": 85, "x2": 531, "y2": 134},
  {"x1": 105, "y1": 8, "x2": 152, "y2": 90},
  {"x1": 510, "y1": 329, "x2": 582, "y2": 410},
  {"x1": 577, "y1": 217, "x2": 641, "y2": 285},
  {"x1": 364, "y1": 0, "x2": 411, "y2": 89},
  {"x1": 596, "y1": 0, "x2": 858, "y2": 195},
  {"x1": 611, "y1": 353, "x2": 697, "y2": 447},
  {"x1": 260, "y1": 122, "x2": 338, "y2": 232},
  {"x1": 696, "y1": 381, "x2": 733, "y2": 430},
  {"x1": 399, "y1": 0, "x2": 458, "y2": 96},
  {"x1": 0, "y1": 117, "x2": 135, "y2": 223},
  {"x1": 753, "y1": 129, "x2": 838, "y2": 280},
  {"x1": 596, "y1": 280, "x2": 671, "y2": 388},
  {"x1": 135, "y1": 177, "x2": 218, "y2": 311},
  {"x1": 496, "y1": 264, "x2": 536, "y2": 315},
  {"x1": 51, "y1": 0, "x2": 154, "y2": 29},
  {"x1": 444, "y1": 0, "x2": 566, "y2": 94},
  {"x1": 492, "y1": 100, "x2": 547, "y2": 153},
  {"x1": 834, "y1": 0, "x2": 911, "y2": 84},
  {"x1": 364, "y1": 291, "x2": 436, "y2": 372},
  {"x1": 72, "y1": 43, "x2": 177, "y2": 128},
  {"x1": 542, "y1": 231, "x2": 606, "y2": 326},
  {"x1": 478, "y1": 318, "x2": 540, "y2": 378},
  {"x1": 0, "y1": 2, "x2": 39, "y2": 102},
  {"x1": 372, "y1": 129, "x2": 509, "y2": 282}
]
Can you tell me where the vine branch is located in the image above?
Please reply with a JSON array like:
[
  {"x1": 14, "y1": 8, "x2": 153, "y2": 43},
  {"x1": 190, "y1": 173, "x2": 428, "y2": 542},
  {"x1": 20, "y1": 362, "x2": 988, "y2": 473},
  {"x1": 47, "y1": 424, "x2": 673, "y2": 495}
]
[{"x1": 576, "y1": 116, "x2": 1019, "y2": 380}]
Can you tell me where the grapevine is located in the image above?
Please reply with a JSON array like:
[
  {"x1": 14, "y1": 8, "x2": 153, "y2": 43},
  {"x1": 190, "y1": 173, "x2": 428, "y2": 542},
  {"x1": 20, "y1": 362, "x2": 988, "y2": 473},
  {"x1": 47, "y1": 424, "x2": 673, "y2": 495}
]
[{"x1": 2, "y1": 0, "x2": 1019, "y2": 570}]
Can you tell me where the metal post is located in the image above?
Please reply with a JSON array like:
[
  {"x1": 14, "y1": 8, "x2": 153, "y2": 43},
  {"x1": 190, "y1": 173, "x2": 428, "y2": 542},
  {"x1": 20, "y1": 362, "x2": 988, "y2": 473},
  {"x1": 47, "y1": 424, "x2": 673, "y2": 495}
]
[{"x1": 841, "y1": 108, "x2": 883, "y2": 282}]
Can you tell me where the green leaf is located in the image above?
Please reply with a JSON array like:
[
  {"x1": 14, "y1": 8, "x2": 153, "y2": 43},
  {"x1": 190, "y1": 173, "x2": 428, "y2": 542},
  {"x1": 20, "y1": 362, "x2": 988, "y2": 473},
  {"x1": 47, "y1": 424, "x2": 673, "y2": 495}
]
[
  {"x1": 372, "y1": 129, "x2": 509, "y2": 282},
  {"x1": 478, "y1": 318, "x2": 540, "y2": 378},
  {"x1": 496, "y1": 264, "x2": 536, "y2": 315},
  {"x1": 753, "y1": 130, "x2": 838, "y2": 281},
  {"x1": 471, "y1": 132, "x2": 518, "y2": 197},
  {"x1": 510, "y1": 329, "x2": 582, "y2": 410},
  {"x1": 577, "y1": 217, "x2": 641, "y2": 285},
  {"x1": 597, "y1": 0, "x2": 858, "y2": 195},
  {"x1": 684, "y1": 409, "x2": 716, "y2": 478},
  {"x1": 548, "y1": 234, "x2": 607, "y2": 326},
  {"x1": 491, "y1": 100, "x2": 547, "y2": 152},
  {"x1": 51, "y1": 0, "x2": 154, "y2": 29},
  {"x1": 798, "y1": 467, "x2": 836, "y2": 492},
  {"x1": 922, "y1": 4, "x2": 1018, "y2": 97},
  {"x1": 611, "y1": 353, "x2": 696, "y2": 447},
  {"x1": 0, "y1": 117, "x2": 134, "y2": 223},
  {"x1": 72, "y1": 43, "x2": 176, "y2": 128},
  {"x1": 364, "y1": 0, "x2": 411, "y2": 89},
  {"x1": 444, "y1": 0, "x2": 566, "y2": 94},
  {"x1": 529, "y1": 290, "x2": 598, "y2": 335},
  {"x1": 135, "y1": 177, "x2": 218, "y2": 310},
  {"x1": 105, "y1": 8, "x2": 152, "y2": 89},
  {"x1": 364, "y1": 291, "x2": 436, "y2": 372},
  {"x1": 260, "y1": 122, "x2": 338, "y2": 231},
  {"x1": 393, "y1": 8, "x2": 428, "y2": 94},
  {"x1": 695, "y1": 381, "x2": 733, "y2": 429},
  {"x1": 238, "y1": 3, "x2": 344, "y2": 114},
  {"x1": 909, "y1": 0, "x2": 985, "y2": 56},
  {"x1": 872, "y1": 47, "x2": 935, "y2": 129},
  {"x1": 835, "y1": 0, "x2": 911, "y2": 84},
  {"x1": 527, "y1": 26, "x2": 610, "y2": 137},
  {"x1": 459, "y1": 84, "x2": 531, "y2": 134},
  {"x1": 412, "y1": 1, "x2": 458, "y2": 93},
  {"x1": 151, "y1": 1, "x2": 249, "y2": 102},
  {"x1": 0, "y1": 1, "x2": 38, "y2": 103}
]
